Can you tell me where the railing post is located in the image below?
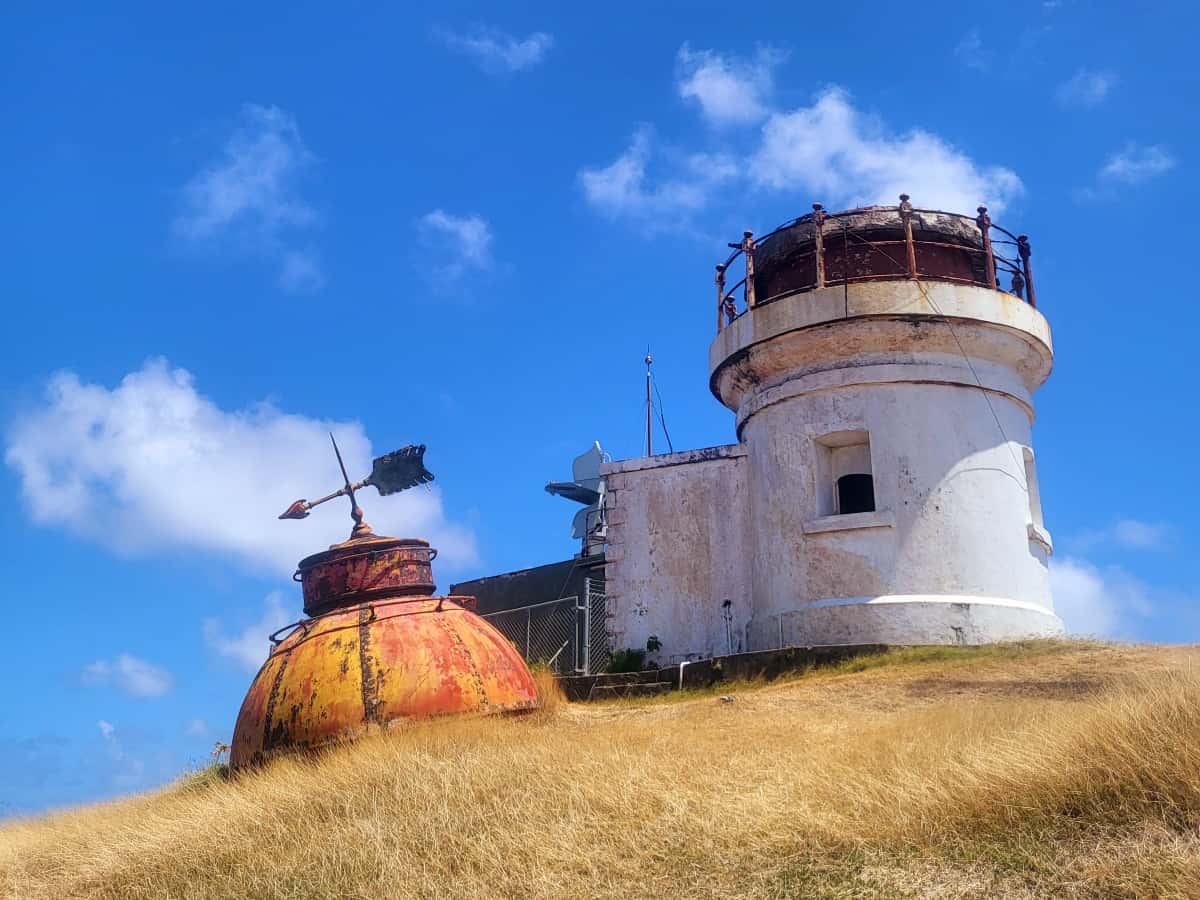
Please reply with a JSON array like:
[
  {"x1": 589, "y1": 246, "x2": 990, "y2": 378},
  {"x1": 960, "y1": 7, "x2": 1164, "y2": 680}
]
[
  {"x1": 1017, "y1": 234, "x2": 1037, "y2": 307},
  {"x1": 715, "y1": 264, "x2": 726, "y2": 334},
  {"x1": 976, "y1": 205, "x2": 997, "y2": 291},
  {"x1": 742, "y1": 230, "x2": 757, "y2": 308},
  {"x1": 899, "y1": 194, "x2": 917, "y2": 279},
  {"x1": 1010, "y1": 270, "x2": 1026, "y2": 300},
  {"x1": 812, "y1": 202, "x2": 827, "y2": 289}
]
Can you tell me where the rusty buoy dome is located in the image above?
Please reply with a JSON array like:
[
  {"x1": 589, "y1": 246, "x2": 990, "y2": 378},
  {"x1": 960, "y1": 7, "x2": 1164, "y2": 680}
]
[{"x1": 230, "y1": 531, "x2": 539, "y2": 768}]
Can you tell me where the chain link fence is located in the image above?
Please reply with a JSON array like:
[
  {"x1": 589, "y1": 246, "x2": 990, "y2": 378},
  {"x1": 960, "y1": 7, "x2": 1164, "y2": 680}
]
[
  {"x1": 583, "y1": 578, "x2": 611, "y2": 675},
  {"x1": 481, "y1": 579, "x2": 610, "y2": 675}
]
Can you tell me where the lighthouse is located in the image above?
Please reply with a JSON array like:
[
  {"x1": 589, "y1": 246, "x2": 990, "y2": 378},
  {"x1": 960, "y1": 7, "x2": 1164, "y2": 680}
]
[{"x1": 599, "y1": 198, "x2": 1063, "y2": 659}]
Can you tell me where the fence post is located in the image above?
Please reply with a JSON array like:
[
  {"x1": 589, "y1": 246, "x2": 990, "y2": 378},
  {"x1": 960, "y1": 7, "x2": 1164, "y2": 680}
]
[
  {"x1": 976, "y1": 206, "x2": 997, "y2": 290},
  {"x1": 899, "y1": 194, "x2": 917, "y2": 279},
  {"x1": 582, "y1": 583, "x2": 592, "y2": 675},
  {"x1": 715, "y1": 264, "x2": 726, "y2": 334},
  {"x1": 812, "y1": 202, "x2": 826, "y2": 289},
  {"x1": 742, "y1": 230, "x2": 757, "y2": 308},
  {"x1": 1017, "y1": 234, "x2": 1037, "y2": 308},
  {"x1": 778, "y1": 614, "x2": 784, "y2": 650},
  {"x1": 525, "y1": 607, "x2": 531, "y2": 660}
]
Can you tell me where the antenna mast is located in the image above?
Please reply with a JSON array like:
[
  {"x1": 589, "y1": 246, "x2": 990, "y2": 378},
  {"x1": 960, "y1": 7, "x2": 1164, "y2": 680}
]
[{"x1": 644, "y1": 351, "x2": 653, "y2": 456}]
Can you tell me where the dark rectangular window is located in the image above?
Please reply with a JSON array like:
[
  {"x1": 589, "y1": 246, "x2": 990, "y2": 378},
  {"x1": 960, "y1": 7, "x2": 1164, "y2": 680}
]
[{"x1": 837, "y1": 474, "x2": 875, "y2": 514}]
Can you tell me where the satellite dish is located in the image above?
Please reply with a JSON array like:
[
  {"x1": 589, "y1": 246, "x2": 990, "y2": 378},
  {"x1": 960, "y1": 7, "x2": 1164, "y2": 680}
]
[
  {"x1": 546, "y1": 441, "x2": 610, "y2": 549},
  {"x1": 572, "y1": 441, "x2": 607, "y2": 491},
  {"x1": 571, "y1": 507, "x2": 593, "y2": 541},
  {"x1": 546, "y1": 441, "x2": 610, "y2": 506}
]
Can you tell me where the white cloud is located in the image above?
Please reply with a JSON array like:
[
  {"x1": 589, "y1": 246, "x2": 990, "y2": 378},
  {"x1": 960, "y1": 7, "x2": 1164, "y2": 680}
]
[
  {"x1": 82, "y1": 654, "x2": 173, "y2": 698},
  {"x1": 1099, "y1": 143, "x2": 1176, "y2": 183},
  {"x1": 5, "y1": 359, "x2": 478, "y2": 577},
  {"x1": 278, "y1": 249, "x2": 324, "y2": 293},
  {"x1": 581, "y1": 51, "x2": 1023, "y2": 230},
  {"x1": 579, "y1": 127, "x2": 737, "y2": 224},
  {"x1": 954, "y1": 29, "x2": 990, "y2": 71},
  {"x1": 183, "y1": 718, "x2": 210, "y2": 738},
  {"x1": 1056, "y1": 69, "x2": 1117, "y2": 107},
  {"x1": 1073, "y1": 518, "x2": 1172, "y2": 552},
  {"x1": 95, "y1": 720, "x2": 146, "y2": 790},
  {"x1": 675, "y1": 43, "x2": 782, "y2": 127},
  {"x1": 1076, "y1": 143, "x2": 1176, "y2": 203},
  {"x1": 175, "y1": 104, "x2": 321, "y2": 292},
  {"x1": 204, "y1": 592, "x2": 293, "y2": 673},
  {"x1": 1111, "y1": 519, "x2": 1171, "y2": 549},
  {"x1": 417, "y1": 210, "x2": 494, "y2": 284},
  {"x1": 435, "y1": 25, "x2": 552, "y2": 74},
  {"x1": 751, "y1": 87, "x2": 1023, "y2": 214},
  {"x1": 1049, "y1": 556, "x2": 1154, "y2": 638}
]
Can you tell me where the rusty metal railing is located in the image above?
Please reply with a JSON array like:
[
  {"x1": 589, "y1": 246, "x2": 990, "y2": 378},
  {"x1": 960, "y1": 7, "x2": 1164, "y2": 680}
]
[{"x1": 715, "y1": 196, "x2": 1037, "y2": 335}]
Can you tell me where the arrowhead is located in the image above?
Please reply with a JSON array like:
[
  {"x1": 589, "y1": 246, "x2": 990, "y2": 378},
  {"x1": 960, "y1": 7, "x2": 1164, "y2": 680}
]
[{"x1": 278, "y1": 500, "x2": 311, "y2": 520}]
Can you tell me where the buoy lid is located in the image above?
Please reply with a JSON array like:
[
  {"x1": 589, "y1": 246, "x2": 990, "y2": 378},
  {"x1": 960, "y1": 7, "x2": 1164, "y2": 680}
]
[{"x1": 295, "y1": 535, "x2": 437, "y2": 616}]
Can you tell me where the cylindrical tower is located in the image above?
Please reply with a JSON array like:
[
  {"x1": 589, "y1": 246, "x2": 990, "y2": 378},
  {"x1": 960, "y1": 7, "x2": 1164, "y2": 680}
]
[{"x1": 710, "y1": 199, "x2": 1061, "y2": 647}]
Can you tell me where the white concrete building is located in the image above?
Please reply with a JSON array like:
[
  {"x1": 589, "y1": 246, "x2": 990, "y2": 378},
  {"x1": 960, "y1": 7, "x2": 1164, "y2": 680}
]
[{"x1": 600, "y1": 201, "x2": 1063, "y2": 662}]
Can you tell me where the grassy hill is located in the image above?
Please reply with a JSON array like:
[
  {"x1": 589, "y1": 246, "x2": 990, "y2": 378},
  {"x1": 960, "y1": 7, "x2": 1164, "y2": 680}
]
[{"x1": 3, "y1": 640, "x2": 1199, "y2": 899}]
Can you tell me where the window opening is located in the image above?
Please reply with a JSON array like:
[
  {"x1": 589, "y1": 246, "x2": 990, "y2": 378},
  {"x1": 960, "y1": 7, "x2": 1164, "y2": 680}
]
[
  {"x1": 814, "y1": 430, "x2": 875, "y2": 517},
  {"x1": 837, "y1": 473, "x2": 876, "y2": 514}
]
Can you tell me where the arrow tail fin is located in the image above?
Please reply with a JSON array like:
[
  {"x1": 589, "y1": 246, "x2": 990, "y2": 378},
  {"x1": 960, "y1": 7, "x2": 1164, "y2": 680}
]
[{"x1": 367, "y1": 445, "x2": 434, "y2": 496}]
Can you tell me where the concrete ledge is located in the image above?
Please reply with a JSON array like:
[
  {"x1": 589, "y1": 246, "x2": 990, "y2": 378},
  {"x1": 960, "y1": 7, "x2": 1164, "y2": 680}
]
[
  {"x1": 708, "y1": 282, "x2": 1054, "y2": 413},
  {"x1": 674, "y1": 644, "x2": 889, "y2": 690},
  {"x1": 802, "y1": 509, "x2": 896, "y2": 534},
  {"x1": 765, "y1": 594, "x2": 1064, "y2": 648},
  {"x1": 1027, "y1": 522, "x2": 1054, "y2": 554},
  {"x1": 589, "y1": 682, "x2": 672, "y2": 700},
  {"x1": 554, "y1": 644, "x2": 889, "y2": 701},
  {"x1": 711, "y1": 281, "x2": 1053, "y2": 378},
  {"x1": 557, "y1": 670, "x2": 667, "y2": 702},
  {"x1": 601, "y1": 443, "x2": 745, "y2": 476}
]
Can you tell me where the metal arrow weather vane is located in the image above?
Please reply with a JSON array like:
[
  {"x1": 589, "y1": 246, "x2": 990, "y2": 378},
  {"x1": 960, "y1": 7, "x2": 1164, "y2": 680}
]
[{"x1": 278, "y1": 435, "x2": 435, "y2": 539}]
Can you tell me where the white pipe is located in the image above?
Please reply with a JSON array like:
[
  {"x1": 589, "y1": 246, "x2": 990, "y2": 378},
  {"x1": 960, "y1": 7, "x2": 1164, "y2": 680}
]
[{"x1": 678, "y1": 659, "x2": 691, "y2": 690}]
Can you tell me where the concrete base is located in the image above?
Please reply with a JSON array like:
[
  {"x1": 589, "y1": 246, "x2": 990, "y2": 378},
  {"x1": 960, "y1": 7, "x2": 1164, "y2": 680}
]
[
  {"x1": 763, "y1": 594, "x2": 1064, "y2": 649},
  {"x1": 554, "y1": 644, "x2": 890, "y2": 700}
]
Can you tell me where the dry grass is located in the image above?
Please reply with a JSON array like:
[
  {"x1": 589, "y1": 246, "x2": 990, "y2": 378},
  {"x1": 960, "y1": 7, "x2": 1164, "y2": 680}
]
[
  {"x1": 529, "y1": 662, "x2": 568, "y2": 716},
  {"x1": 3, "y1": 639, "x2": 1199, "y2": 899}
]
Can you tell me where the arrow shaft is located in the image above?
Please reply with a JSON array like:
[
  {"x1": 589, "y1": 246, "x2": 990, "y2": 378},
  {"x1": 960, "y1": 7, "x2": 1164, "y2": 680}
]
[{"x1": 306, "y1": 479, "x2": 369, "y2": 511}]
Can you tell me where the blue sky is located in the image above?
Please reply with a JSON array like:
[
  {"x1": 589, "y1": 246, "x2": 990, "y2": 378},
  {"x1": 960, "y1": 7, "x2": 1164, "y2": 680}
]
[{"x1": 1, "y1": 1, "x2": 1194, "y2": 815}]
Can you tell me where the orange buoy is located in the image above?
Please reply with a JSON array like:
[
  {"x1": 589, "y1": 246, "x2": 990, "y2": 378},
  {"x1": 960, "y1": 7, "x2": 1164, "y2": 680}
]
[{"x1": 230, "y1": 442, "x2": 539, "y2": 769}]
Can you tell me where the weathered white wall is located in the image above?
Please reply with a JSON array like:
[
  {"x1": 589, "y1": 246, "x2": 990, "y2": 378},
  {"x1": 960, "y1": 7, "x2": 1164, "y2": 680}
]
[
  {"x1": 601, "y1": 281, "x2": 1063, "y2": 655},
  {"x1": 739, "y1": 379, "x2": 1060, "y2": 648},
  {"x1": 602, "y1": 446, "x2": 751, "y2": 663}
]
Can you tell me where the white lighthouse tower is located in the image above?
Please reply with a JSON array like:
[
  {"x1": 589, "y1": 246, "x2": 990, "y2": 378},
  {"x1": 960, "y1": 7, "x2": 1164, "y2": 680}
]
[{"x1": 601, "y1": 198, "x2": 1062, "y2": 659}]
